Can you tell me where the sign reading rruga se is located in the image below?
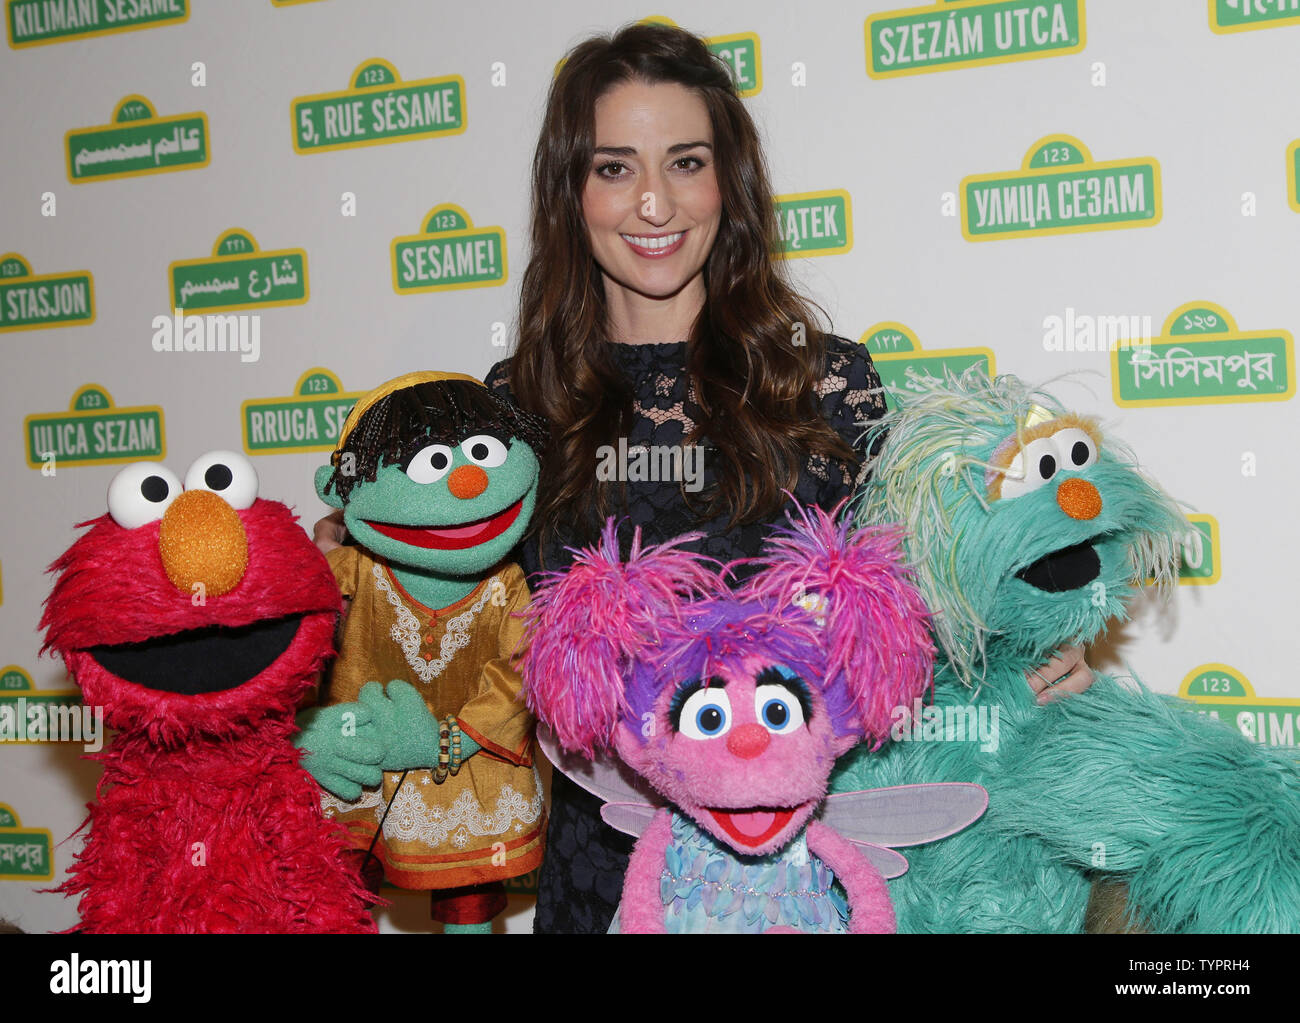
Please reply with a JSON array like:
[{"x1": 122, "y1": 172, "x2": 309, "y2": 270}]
[
  {"x1": 772, "y1": 190, "x2": 852, "y2": 258},
  {"x1": 860, "y1": 322, "x2": 995, "y2": 409},
  {"x1": 962, "y1": 135, "x2": 1159, "y2": 240},
  {"x1": 1180, "y1": 665, "x2": 1300, "y2": 749},
  {"x1": 866, "y1": 0, "x2": 1084, "y2": 78},
  {"x1": 66, "y1": 94, "x2": 207, "y2": 183},
  {"x1": 1209, "y1": 0, "x2": 1300, "y2": 33},
  {"x1": 0, "y1": 802, "x2": 53, "y2": 882},
  {"x1": 169, "y1": 228, "x2": 307, "y2": 312},
  {"x1": 0, "y1": 253, "x2": 93, "y2": 331},
  {"x1": 24, "y1": 384, "x2": 164, "y2": 468},
  {"x1": 6, "y1": 0, "x2": 187, "y2": 48},
  {"x1": 292, "y1": 58, "x2": 465, "y2": 154},
  {"x1": 242, "y1": 368, "x2": 363, "y2": 455},
  {"x1": 1112, "y1": 302, "x2": 1294, "y2": 407},
  {"x1": 392, "y1": 204, "x2": 506, "y2": 292}
]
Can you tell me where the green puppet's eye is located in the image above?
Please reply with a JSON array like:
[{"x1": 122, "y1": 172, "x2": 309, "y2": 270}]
[
  {"x1": 406, "y1": 444, "x2": 455, "y2": 484},
  {"x1": 460, "y1": 435, "x2": 508, "y2": 468}
]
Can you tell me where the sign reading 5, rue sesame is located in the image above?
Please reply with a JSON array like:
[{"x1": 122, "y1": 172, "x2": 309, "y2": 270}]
[
  {"x1": 860, "y1": 322, "x2": 995, "y2": 410},
  {"x1": 1112, "y1": 302, "x2": 1294, "y2": 407},
  {"x1": 6, "y1": 0, "x2": 187, "y2": 48},
  {"x1": 169, "y1": 228, "x2": 307, "y2": 313},
  {"x1": 866, "y1": 0, "x2": 1084, "y2": 78},
  {"x1": 66, "y1": 94, "x2": 208, "y2": 183},
  {"x1": 242, "y1": 368, "x2": 364, "y2": 456},
  {"x1": 24, "y1": 384, "x2": 164, "y2": 468},
  {"x1": 1209, "y1": 0, "x2": 1300, "y2": 32},
  {"x1": 0, "y1": 253, "x2": 93, "y2": 331},
  {"x1": 961, "y1": 135, "x2": 1160, "y2": 240},
  {"x1": 292, "y1": 59, "x2": 465, "y2": 154},
  {"x1": 392, "y1": 204, "x2": 507, "y2": 292}
]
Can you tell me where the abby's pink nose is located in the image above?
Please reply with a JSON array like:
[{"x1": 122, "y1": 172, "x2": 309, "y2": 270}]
[{"x1": 727, "y1": 724, "x2": 770, "y2": 760}]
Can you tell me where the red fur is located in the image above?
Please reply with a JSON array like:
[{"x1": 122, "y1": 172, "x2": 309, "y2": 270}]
[{"x1": 42, "y1": 500, "x2": 377, "y2": 932}]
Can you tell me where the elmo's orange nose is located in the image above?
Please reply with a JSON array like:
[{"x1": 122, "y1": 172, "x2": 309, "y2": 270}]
[
  {"x1": 447, "y1": 464, "x2": 488, "y2": 500},
  {"x1": 1057, "y1": 477, "x2": 1102, "y2": 521},
  {"x1": 159, "y1": 490, "x2": 248, "y2": 597},
  {"x1": 727, "y1": 723, "x2": 770, "y2": 760}
]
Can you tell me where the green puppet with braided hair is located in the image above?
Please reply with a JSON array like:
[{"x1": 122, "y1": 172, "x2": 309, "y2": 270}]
[
  {"x1": 295, "y1": 371, "x2": 549, "y2": 933},
  {"x1": 830, "y1": 369, "x2": 1300, "y2": 932}
]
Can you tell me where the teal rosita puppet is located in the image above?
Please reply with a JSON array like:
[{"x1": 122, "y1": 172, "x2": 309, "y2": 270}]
[
  {"x1": 831, "y1": 370, "x2": 1300, "y2": 933},
  {"x1": 296, "y1": 371, "x2": 549, "y2": 933}
]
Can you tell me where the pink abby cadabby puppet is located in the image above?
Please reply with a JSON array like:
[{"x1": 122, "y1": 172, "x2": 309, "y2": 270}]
[{"x1": 522, "y1": 504, "x2": 987, "y2": 934}]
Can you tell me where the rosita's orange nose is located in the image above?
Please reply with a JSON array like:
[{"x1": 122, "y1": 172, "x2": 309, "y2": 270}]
[
  {"x1": 726, "y1": 723, "x2": 770, "y2": 760},
  {"x1": 1057, "y1": 477, "x2": 1102, "y2": 521},
  {"x1": 158, "y1": 490, "x2": 248, "y2": 597},
  {"x1": 447, "y1": 464, "x2": 488, "y2": 500}
]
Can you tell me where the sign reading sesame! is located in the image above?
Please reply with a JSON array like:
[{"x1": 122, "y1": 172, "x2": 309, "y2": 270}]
[
  {"x1": 169, "y1": 228, "x2": 308, "y2": 313},
  {"x1": 392, "y1": 204, "x2": 507, "y2": 292},
  {"x1": 1180, "y1": 665, "x2": 1300, "y2": 750},
  {"x1": 6, "y1": 0, "x2": 187, "y2": 48},
  {"x1": 1112, "y1": 302, "x2": 1294, "y2": 407},
  {"x1": 773, "y1": 190, "x2": 852, "y2": 258},
  {"x1": 866, "y1": 0, "x2": 1084, "y2": 78},
  {"x1": 66, "y1": 94, "x2": 208, "y2": 183},
  {"x1": 1209, "y1": 0, "x2": 1300, "y2": 33},
  {"x1": 860, "y1": 322, "x2": 995, "y2": 409},
  {"x1": 292, "y1": 59, "x2": 465, "y2": 154},
  {"x1": 0, "y1": 253, "x2": 93, "y2": 331},
  {"x1": 24, "y1": 384, "x2": 165, "y2": 468},
  {"x1": 961, "y1": 135, "x2": 1160, "y2": 241},
  {"x1": 242, "y1": 368, "x2": 364, "y2": 455}
]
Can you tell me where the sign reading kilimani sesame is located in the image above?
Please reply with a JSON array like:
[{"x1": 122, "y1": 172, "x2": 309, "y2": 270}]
[{"x1": 6, "y1": 0, "x2": 187, "y2": 48}]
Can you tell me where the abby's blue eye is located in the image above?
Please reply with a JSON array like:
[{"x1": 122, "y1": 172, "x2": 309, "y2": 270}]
[
  {"x1": 754, "y1": 683, "x2": 806, "y2": 735},
  {"x1": 677, "y1": 687, "x2": 732, "y2": 740}
]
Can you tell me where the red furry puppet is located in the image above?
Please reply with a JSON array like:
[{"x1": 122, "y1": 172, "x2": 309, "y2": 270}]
[{"x1": 41, "y1": 450, "x2": 376, "y2": 932}]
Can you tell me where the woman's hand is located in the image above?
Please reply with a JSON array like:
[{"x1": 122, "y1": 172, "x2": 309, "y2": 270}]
[
  {"x1": 314, "y1": 509, "x2": 346, "y2": 554},
  {"x1": 1025, "y1": 645, "x2": 1095, "y2": 705}
]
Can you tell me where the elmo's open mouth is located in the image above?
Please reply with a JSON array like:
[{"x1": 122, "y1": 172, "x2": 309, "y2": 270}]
[
  {"x1": 87, "y1": 615, "x2": 303, "y2": 695},
  {"x1": 1015, "y1": 541, "x2": 1101, "y2": 592},
  {"x1": 707, "y1": 807, "x2": 799, "y2": 849},
  {"x1": 365, "y1": 499, "x2": 522, "y2": 551}
]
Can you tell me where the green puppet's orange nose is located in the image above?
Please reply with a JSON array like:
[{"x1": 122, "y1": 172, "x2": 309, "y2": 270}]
[
  {"x1": 1057, "y1": 477, "x2": 1102, "y2": 521},
  {"x1": 447, "y1": 464, "x2": 488, "y2": 500},
  {"x1": 158, "y1": 489, "x2": 249, "y2": 597}
]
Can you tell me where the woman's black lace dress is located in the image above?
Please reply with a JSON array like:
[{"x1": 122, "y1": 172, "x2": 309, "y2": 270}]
[{"x1": 485, "y1": 335, "x2": 886, "y2": 933}]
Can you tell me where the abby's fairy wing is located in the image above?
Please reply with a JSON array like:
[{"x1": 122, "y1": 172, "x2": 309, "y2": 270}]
[
  {"x1": 599, "y1": 802, "x2": 660, "y2": 838},
  {"x1": 536, "y1": 724, "x2": 664, "y2": 810},
  {"x1": 820, "y1": 783, "x2": 988, "y2": 847},
  {"x1": 853, "y1": 843, "x2": 911, "y2": 880}
]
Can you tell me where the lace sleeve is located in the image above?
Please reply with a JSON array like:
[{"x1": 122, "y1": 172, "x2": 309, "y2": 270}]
[
  {"x1": 814, "y1": 335, "x2": 887, "y2": 499},
  {"x1": 484, "y1": 358, "x2": 514, "y2": 402}
]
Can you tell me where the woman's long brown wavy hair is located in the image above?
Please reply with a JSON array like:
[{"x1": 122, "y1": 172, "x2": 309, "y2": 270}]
[{"x1": 508, "y1": 20, "x2": 857, "y2": 546}]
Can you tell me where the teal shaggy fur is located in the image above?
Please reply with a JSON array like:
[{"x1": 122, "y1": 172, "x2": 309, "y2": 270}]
[{"x1": 830, "y1": 371, "x2": 1300, "y2": 932}]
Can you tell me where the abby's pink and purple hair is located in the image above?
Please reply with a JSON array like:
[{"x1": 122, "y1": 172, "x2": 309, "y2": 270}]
[{"x1": 522, "y1": 504, "x2": 935, "y2": 758}]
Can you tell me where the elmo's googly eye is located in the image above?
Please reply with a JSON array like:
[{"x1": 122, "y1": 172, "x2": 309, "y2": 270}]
[
  {"x1": 184, "y1": 450, "x2": 259, "y2": 509},
  {"x1": 107, "y1": 462, "x2": 183, "y2": 529},
  {"x1": 999, "y1": 438, "x2": 1059, "y2": 501},
  {"x1": 1051, "y1": 428, "x2": 1098, "y2": 473},
  {"x1": 406, "y1": 444, "x2": 455, "y2": 484},
  {"x1": 460, "y1": 435, "x2": 508, "y2": 468},
  {"x1": 754, "y1": 683, "x2": 806, "y2": 735},
  {"x1": 678, "y1": 688, "x2": 732, "y2": 740}
]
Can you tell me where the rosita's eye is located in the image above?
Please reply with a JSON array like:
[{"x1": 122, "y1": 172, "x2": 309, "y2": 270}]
[
  {"x1": 999, "y1": 438, "x2": 1058, "y2": 501},
  {"x1": 677, "y1": 687, "x2": 731, "y2": 740},
  {"x1": 406, "y1": 444, "x2": 455, "y2": 484},
  {"x1": 754, "y1": 683, "x2": 806, "y2": 735}
]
